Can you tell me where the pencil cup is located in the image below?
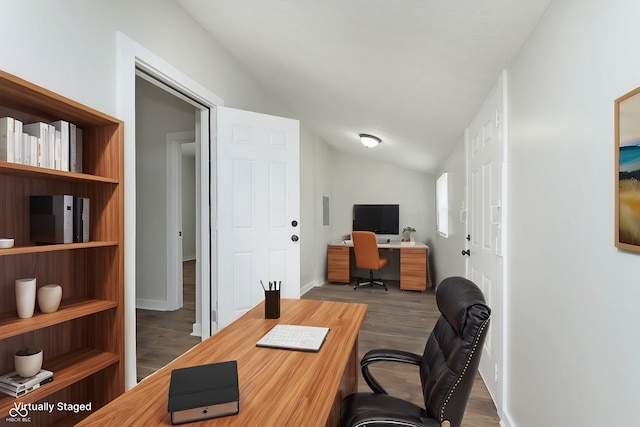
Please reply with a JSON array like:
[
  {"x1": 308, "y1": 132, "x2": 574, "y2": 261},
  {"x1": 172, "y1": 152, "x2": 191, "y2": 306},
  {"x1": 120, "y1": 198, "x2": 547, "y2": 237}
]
[{"x1": 265, "y1": 290, "x2": 280, "y2": 319}]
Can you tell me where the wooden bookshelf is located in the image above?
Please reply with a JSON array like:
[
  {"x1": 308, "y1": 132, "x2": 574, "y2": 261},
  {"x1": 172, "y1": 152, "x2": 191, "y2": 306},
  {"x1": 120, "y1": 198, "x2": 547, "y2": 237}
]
[{"x1": 0, "y1": 70, "x2": 124, "y2": 426}]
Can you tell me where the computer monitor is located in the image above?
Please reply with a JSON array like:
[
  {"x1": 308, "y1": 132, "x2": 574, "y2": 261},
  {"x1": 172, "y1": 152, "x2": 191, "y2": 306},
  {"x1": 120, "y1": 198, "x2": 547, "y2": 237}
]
[{"x1": 352, "y1": 204, "x2": 399, "y2": 235}]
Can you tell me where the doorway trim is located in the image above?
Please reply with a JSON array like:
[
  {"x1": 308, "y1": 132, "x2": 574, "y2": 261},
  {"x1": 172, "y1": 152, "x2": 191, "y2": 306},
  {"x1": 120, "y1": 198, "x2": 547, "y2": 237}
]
[
  {"x1": 166, "y1": 131, "x2": 195, "y2": 312},
  {"x1": 117, "y1": 32, "x2": 224, "y2": 390}
]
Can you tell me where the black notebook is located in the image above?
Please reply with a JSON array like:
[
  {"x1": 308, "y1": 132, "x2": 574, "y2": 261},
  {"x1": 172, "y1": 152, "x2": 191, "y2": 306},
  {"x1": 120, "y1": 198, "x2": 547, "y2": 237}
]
[{"x1": 167, "y1": 360, "x2": 239, "y2": 425}]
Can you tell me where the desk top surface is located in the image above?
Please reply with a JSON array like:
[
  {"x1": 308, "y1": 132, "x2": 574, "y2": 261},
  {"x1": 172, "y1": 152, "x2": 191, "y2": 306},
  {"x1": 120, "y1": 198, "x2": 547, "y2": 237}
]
[
  {"x1": 329, "y1": 240, "x2": 428, "y2": 249},
  {"x1": 78, "y1": 299, "x2": 367, "y2": 427}
]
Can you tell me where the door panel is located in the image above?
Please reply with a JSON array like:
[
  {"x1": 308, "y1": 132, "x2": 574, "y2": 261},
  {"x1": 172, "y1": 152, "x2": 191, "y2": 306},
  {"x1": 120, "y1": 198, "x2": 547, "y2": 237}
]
[
  {"x1": 217, "y1": 107, "x2": 300, "y2": 329},
  {"x1": 466, "y1": 73, "x2": 505, "y2": 413}
]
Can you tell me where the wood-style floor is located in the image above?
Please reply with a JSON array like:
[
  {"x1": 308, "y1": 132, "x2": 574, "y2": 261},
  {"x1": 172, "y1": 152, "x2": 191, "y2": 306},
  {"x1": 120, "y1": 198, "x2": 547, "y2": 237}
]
[
  {"x1": 136, "y1": 260, "x2": 200, "y2": 381},
  {"x1": 136, "y1": 263, "x2": 499, "y2": 426}
]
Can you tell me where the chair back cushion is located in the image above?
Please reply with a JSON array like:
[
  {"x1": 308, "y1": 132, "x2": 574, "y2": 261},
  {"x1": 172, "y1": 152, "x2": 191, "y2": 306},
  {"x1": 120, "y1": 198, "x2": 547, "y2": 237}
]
[
  {"x1": 352, "y1": 231, "x2": 383, "y2": 270},
  {"x1": 419, "y1": 276, "x2": 491, "y2": 427}
]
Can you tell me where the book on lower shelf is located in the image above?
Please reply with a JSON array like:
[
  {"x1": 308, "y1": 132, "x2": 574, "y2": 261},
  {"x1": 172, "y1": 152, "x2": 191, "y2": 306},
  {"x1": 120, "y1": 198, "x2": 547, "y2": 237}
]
[
  {"x1": 0, "y1": 369, "x2": 54, "y2": 398},
  {"x1": 168, "y1": 361, "x2": 239, "y2": 425}
]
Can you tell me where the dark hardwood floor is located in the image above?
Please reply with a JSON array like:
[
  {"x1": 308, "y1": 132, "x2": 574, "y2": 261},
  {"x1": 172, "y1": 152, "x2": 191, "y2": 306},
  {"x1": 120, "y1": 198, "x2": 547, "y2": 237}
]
[
  {"x1": 136, "y1": 264, "x2": 499, "y2": 425},
  {"x1": 136, "y1": 260, "x2": 200, "y2": 381},
  {"x1": 303, "y1": 280, "x2": 500, "y2": 427}
]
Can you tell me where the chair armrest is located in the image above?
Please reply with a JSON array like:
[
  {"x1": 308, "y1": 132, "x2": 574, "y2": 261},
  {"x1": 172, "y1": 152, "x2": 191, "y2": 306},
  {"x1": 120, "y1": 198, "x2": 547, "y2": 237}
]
[{"x1": 361, "y1": 349, "x2": 422, "y2": 394}]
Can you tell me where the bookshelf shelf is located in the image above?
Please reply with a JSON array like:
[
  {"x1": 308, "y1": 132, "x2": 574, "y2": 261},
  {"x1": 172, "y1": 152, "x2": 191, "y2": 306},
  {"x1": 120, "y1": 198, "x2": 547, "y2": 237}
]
[
  {"x1": 0, "y1": 348, "x2": 120, "y2": 415},
  {"x1": 0, "y1": 69, "x2": 124, "y2": 426},
  {"x1": 0, "y1": 162, "x2": 119, "y2": 184},
  {"x1": 0, "y1": 241, "x2": 118, "y2": 257},
  {"x1": 0, "y1": 299, "x2": 118, "y2": 340}
]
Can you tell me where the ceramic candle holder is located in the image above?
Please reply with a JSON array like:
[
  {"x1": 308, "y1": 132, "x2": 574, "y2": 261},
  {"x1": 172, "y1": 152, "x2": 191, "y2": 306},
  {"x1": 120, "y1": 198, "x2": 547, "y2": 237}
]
[
  {"x1": 38, "y1": 284, "x2": 63, "y2": 313},
  {"x1": 15, "y1": 278, "x2": 37, "y2": 319},
  {"x1": 14, "y1": 347, "x2": 43, "y2": 378}
]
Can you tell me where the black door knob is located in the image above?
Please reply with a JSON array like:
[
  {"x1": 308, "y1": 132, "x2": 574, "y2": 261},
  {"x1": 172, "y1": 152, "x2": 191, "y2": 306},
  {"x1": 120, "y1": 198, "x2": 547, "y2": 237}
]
[
  {"x1": 291, "y1": 220, "x2": 298, "y2": 227},
  {"x1": 461, "y1": 249, "x2": 470, "y2": 256},
  {"x1": 291, "y1": 235, "x2": 299, "y2": 242}
]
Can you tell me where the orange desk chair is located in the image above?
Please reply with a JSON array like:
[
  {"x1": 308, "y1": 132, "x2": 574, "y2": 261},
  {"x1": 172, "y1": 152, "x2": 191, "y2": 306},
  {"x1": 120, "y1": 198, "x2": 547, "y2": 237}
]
[{"x1": 351, "y1": 231, "x2": 390, "y2": 291}]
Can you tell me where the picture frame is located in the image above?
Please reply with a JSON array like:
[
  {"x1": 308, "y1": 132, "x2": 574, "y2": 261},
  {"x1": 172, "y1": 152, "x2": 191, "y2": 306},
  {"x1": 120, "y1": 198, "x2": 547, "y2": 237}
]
[{"x1": 615, "y1": 87, "x2": 640, "y2": 252}]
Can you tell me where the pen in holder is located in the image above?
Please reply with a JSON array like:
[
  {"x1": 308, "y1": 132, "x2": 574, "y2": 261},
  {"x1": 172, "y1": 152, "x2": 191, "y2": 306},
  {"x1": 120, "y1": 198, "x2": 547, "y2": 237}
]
[{"x1": 262, "y1": 281, "x2": 281, "y2": 319}]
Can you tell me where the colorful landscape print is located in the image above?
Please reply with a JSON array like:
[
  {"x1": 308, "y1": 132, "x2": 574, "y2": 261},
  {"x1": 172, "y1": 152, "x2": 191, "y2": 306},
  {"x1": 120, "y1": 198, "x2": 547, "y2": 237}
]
[{"x1": 619, "y1": 142, "x2": 640, "y2": 246}]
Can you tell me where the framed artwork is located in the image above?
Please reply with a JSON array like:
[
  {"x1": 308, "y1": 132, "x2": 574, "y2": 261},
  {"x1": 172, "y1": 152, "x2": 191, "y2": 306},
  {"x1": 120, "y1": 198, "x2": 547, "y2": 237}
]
[{"x1": 615, "y1": 87, "x2": 640, "y2": 252}]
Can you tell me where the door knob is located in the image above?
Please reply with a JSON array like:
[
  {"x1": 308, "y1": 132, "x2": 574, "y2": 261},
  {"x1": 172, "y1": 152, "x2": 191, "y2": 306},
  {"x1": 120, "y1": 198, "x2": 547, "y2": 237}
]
[
  {"x1": 461, "y1": 249, "x2": 470, "y2": 256},
  {"x1": 291, "y1": 235, "x2": 299, "y2": 242}
]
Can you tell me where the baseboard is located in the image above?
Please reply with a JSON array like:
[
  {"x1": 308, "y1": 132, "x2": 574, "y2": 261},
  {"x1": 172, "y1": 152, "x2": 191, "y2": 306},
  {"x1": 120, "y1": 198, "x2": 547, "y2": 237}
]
[
  {"x1": 301, "y1": 279, "x2": 323, "y2": 296},
  {"x1": 191, "y1": 322, "x2": 202, "y2": 337},
  {"x1": 136, "y1": 298, "x2": 171, "y2": 311},
  {"x1": 500, "y1": 409, "x2": 516, "y2": 427},
  {"x1": 182, "y1": 254, "x2": 196, "y2": 262}
]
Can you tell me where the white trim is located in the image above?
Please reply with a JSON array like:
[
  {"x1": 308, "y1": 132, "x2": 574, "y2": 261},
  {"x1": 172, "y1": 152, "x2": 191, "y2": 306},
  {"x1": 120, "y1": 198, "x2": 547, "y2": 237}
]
[
  {"x1": 500, "y1": 409, "x2": 516, "y2": 427},
  {"x1": 117, "y1": 32, "x2": 223, "y2": 390},
  {"x1": 135, "y1": 298, "x2": 172, "y2": 311},
  {"x1": 166, "y1": 131, "x2": 195, "y2": 311},
  {"x1": 300, "y1": 280, "x2": 323, "y2": 295}
]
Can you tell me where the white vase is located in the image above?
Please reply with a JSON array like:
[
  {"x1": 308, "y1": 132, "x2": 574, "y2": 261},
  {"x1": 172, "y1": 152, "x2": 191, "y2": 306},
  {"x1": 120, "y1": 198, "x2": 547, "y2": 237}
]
[
  {"x1": 14, "y1": 347, "x2": 43, "y2": 378},
  {"x1": 15, "y1": 278, "x2": 37, "y2": 319},
  {"x1": 38, "y1": 284, "x2": 63, "y2": 313}
]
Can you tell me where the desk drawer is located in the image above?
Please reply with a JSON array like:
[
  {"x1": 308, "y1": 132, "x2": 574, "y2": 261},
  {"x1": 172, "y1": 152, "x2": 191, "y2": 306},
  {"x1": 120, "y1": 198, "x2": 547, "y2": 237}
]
[
  {"x1": 328, "y1": 246, "x2": 351, "y2": 283},
  {"x1": 400, "y1": 247, "x2": 427, "y2": 291}
]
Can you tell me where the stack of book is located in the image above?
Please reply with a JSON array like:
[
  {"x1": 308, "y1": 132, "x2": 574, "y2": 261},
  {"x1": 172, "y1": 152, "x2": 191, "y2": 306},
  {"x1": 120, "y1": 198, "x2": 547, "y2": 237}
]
[
  {"x1": 0, "y1": 370, "x2": 54, "y2": 398},
  {"x1": 0, "y1": 116, "x2": 82, "y2": 172}
]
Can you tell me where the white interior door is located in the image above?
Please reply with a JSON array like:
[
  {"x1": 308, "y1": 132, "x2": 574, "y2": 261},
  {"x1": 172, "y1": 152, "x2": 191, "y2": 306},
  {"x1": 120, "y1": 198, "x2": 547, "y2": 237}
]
[
  {"x1": 466, "y1": 73, "x2": 505, "y2": 414},
  {"x1": 216, "y1": 106, "x2": 300, "y2": 329}
]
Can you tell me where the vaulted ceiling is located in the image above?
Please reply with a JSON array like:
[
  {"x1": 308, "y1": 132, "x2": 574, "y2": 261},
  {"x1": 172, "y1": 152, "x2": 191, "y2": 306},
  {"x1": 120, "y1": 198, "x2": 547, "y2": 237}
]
[{"x1": 176, "y1": 0, "x2": 551, "y2": 174}]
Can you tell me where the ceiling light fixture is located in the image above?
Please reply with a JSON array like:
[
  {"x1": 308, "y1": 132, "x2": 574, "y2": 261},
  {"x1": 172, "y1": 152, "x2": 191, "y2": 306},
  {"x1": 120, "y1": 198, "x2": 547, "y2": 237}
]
[{"x1": 359, "y1": 133, "x2": 381, "y2": 148}]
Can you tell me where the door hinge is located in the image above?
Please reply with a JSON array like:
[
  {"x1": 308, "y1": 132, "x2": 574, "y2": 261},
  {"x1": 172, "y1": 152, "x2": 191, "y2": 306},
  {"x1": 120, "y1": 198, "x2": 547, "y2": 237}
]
[
  {"x1": 211, "y1": 309, "x2": 217, "y2": 322},
  {"x1": 495, "y1": 110, "x2": 500, "y2": 128}
]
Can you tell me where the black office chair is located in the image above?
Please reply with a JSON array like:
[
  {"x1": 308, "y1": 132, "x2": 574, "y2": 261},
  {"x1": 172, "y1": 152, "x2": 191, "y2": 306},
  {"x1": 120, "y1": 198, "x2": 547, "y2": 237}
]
[{"x1": 340, "y1": 276, "x2": 491, "y2": 427}]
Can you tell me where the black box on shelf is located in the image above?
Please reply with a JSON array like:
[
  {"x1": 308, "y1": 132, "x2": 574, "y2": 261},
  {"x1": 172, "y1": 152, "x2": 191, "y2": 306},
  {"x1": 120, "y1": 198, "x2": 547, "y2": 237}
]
[{"x1": 30, "y1": 195, "x2": 73, "y2": 244}]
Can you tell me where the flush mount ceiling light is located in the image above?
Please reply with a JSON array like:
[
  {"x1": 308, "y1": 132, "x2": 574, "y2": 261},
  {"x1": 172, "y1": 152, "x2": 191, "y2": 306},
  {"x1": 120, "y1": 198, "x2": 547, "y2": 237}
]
[{"x1": 359, "y1": 133, "x2": 382, "y2": 148}]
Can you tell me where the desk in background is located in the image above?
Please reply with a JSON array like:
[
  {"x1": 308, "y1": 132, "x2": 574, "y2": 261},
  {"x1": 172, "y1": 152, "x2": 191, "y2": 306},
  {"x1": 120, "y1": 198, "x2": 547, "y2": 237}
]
[
  {"x1": 77, "y1": 299, "x2": 367, "y2": 427},
  {"x1": 328, "y1": 241, "x2": 430, "y2": 291}
]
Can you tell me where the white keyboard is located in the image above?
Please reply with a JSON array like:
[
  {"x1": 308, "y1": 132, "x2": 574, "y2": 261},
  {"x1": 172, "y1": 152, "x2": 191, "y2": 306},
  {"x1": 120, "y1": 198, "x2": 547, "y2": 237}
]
[{"x1": 256, "y1": 324, "x2": 330, "y2": 352}]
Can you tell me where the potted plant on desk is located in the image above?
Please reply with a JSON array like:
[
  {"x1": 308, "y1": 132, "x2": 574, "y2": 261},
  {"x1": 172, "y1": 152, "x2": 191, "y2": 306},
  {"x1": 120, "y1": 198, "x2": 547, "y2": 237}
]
[{"x1": 403, "y1": 226, "x2": 416, "y2": 243}]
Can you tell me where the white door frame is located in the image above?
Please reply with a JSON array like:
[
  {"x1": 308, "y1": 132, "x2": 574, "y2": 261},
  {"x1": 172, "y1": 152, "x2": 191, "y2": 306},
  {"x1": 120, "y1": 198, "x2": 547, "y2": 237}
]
[
  {"x1": 117, "y1": 32, "x2": 223, "y2": 390},
  {"x1": 166, "y1": 131, "x2": 195, "y2": 312}
]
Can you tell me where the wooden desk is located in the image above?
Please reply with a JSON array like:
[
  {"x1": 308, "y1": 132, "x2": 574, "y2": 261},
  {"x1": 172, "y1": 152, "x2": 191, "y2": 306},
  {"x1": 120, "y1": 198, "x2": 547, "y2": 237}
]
[
  {"x1": 327, "y1": 242, "x2": 430, "y2": 291},
  {"x1": 77, "y1": 299, "x2": 367, "y2": 427}
]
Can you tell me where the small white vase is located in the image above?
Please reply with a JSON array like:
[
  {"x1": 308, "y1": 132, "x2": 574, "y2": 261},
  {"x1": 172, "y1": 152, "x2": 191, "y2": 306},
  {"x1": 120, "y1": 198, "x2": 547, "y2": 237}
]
[
  {"x1": 15, "y1": 278, "x2": 37, "y2": 319},
  {"x1": 38, "y1": 284, "x2": 63, "y2": 313},
  {"x1": 14, "y1": 347, "x2": 43, "y2": 378}
]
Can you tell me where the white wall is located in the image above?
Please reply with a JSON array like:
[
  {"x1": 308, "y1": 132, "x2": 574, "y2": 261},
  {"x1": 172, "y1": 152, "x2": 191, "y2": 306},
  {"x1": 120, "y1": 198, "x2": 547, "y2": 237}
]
[
  {"x1": 504, "y1": 0, "x2": 640, "y2": 426},
  {"x1": 434, "y1": 138, "x2": 466, "y2": 286}
]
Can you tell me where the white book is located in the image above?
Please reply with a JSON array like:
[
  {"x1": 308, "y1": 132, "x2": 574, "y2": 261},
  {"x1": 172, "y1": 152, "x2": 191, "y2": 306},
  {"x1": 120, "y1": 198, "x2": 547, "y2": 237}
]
[
  {"x1": 47, "y1": 124, "x2": 55, "y2": 169},
  {"x1": 51, "y1": 120, "x2": 70, "y2": 171},
  {"x1": 54, "y1": 129, "x2": 62, "y2": 170},
  {"x1": 0, "y1": 369, "x2": 54, "y2": 392},
  {"x1": 29, "y1": 135, "x2": 37, "y2": 166},
  {"x1": 0, "y1": 116, "x2": 15, "y2": 162},
  {"x1": 21, "y1": 133, "x2": 29, "y2": 165},
  {"x1": 36, "y1": 136, "x2": 44, "y2": 167},
  {"x1": 13, "y1": 119, "x2": 23, "y2": 164},
  {"x1": 24, "y1": 122, "x2": 50, "y2": 168}
]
